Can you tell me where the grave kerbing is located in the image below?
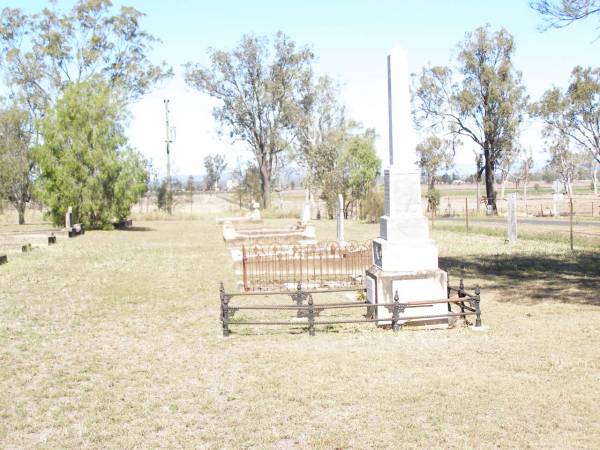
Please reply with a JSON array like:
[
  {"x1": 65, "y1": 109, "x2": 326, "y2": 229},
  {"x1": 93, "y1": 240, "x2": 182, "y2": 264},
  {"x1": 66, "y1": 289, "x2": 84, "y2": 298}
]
[{"x1": 366, "y1": 46, "x2": 448, "y2": 326}]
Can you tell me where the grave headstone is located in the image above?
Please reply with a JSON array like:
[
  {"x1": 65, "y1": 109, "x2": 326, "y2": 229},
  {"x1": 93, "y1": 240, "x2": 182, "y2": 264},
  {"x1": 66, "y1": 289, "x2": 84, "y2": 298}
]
[
  {"x1": 507, "y1": 193, "x2": 517, "y2": 243},
  {"x1": 366, "y1": 46, "x2": 448, "y2": 326},
  {"x1": 249, "y1": 200, "x2": 261, "y2": 221},
  {"x1": 336, "y1": 194, "x2": 345, "y2": 244},
  {"x1": 0, "y1": 254, "x2": 7, "y2": 265},
  {"x1": 301, "y1": 191, "x2": 311, "y2": 225},
  {"x1": 552, "y1": 179, "x2": 563, "y2": 217},
  {"x1": 65, "y1": 206, "x2": 73, "y2": 229}
]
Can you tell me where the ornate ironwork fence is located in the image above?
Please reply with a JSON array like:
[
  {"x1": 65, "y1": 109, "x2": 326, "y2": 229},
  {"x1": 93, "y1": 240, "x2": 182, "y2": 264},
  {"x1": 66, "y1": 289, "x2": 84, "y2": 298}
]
[
  {"x1": 240, "y1": 241, "x2": 373, "y2": 291},
  {"x1": 219, "y1": 280, "x2": 482, "y2": 337}
]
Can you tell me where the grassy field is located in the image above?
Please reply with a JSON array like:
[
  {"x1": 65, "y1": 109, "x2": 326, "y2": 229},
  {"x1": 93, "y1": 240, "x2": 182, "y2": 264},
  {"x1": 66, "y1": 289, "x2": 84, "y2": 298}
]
[{"x1": 1, "y1": 217, "x2": 600, "y2": 449}]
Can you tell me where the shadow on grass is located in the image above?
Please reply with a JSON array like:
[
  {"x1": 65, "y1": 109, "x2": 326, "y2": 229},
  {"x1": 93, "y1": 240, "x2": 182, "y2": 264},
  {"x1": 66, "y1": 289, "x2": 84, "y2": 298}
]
[
  {"x1": 116, "y1": 226, "x2": 155, "y2": 232},
  {"x1": 440, "y1": 251, "x2": 600, "y2": 306}
]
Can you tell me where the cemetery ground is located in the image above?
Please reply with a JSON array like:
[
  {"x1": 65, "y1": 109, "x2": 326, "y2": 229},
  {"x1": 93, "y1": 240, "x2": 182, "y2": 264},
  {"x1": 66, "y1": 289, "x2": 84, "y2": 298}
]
[{"x1": 2, "y1": 213, "x2": 600, "y2": 448}]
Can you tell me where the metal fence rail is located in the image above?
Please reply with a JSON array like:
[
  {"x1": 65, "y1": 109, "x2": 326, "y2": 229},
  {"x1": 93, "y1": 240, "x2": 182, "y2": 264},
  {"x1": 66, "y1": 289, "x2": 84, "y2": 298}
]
[
  {"x1": 219, "y1": 281, "x2": 482, "y2": 336},
  {"x1": 241, "y1": 241, "x2": 373, "y2": 291}
]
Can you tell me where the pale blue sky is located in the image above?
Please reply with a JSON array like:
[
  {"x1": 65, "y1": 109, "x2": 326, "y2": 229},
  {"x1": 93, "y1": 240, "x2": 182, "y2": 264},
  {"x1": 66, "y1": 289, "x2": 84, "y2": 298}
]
[{"x1": 13, "y1": 1, "x2": 600, "y2": 176}]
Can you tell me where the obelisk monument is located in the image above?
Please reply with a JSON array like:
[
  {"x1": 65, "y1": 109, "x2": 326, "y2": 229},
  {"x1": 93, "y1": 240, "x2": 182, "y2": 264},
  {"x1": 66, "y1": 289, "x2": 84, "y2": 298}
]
[{"x1": 366, "y1": 46, "x2": 448, "y2": 325}]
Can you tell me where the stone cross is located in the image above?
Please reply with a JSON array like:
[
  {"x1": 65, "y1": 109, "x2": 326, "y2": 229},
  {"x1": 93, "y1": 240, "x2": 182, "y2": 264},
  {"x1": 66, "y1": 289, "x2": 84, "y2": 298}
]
[
  {"x1": 336, "y1": 194, "x2": 345, "y2": 243},
  {"x1": 507, "y1": 193, "x2": 517, "y2": 243}
]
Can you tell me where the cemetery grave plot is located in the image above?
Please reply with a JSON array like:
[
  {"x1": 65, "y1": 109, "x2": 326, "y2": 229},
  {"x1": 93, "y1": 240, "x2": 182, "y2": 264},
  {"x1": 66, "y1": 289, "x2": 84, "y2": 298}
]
[
  {"x1": 0, "y1": 228, "x2": 66, "y2": 257},
  {"x1": 222, "y1": 222, "x2": 316, "y2": 246},
  {"x1": 234, "y1": 241, "x2": 373, "y2": 291},
  {"x1": 219, "y1": 280, "x2": 481, "y2": 336}
]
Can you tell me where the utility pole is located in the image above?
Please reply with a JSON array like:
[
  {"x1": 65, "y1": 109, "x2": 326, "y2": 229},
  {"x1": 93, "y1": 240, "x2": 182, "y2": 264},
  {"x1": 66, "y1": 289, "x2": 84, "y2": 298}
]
[{"x1": 164, "y1": 99, "x2": 173, "y2": 214}]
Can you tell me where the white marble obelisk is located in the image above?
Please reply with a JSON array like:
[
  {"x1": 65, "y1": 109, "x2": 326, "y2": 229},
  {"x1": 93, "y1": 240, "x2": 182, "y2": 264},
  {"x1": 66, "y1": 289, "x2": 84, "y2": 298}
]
[{"x1": 367, "y1": 46, "x2": 448, "y2": 326}]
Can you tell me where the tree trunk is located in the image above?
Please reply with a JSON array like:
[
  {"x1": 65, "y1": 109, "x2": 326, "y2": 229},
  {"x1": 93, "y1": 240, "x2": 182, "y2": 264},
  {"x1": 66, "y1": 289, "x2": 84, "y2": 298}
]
[
  {"x1": 428, "y1": 176, "x2": 435, "y2": 191},
  {"x1": 260, "y1": 164, "x2": 271, "y2": 209},
  {"x1": 17, "y1": 202, "x2": 26, "y2": 225},
  {"x1": 483, "y1": 147, "x2": 497, "y2": 213},
  {"x1": 476, "y1": 179, "x2": 481, "y2": 213}
]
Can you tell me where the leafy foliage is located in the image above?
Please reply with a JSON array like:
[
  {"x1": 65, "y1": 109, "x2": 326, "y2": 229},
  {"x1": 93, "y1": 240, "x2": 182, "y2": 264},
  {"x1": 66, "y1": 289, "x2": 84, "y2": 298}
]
[
  {"x1": 359, "y1": 186, "x2": 384, "y2": 223},
  {"x1": 320, "y1": 130, "x2": 380, "y2": 218},
  {"x1": 296, "y1": 75, "x2": 347, "y2": 188},
  {"x1": 416, "y1": 135, "x2": 454, "y2": 190},
  {"x1": 0, "y1": 0, "x2": 172, "y2": 113},
  {"x1": 34, "y1": 80, "x2": 148, "y2": 229},
  {"x1": 533, "y1": 66, "x2": 600, "y2": 164},
  {"x1": 425, "y1": 189, "x2": 441, "y2": 214}
]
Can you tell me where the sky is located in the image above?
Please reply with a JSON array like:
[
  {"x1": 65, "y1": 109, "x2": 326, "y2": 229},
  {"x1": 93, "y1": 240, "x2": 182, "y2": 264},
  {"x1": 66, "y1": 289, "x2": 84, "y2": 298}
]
[{"x1": 13, "y1": 0, "x2": 600, "y2": 178}]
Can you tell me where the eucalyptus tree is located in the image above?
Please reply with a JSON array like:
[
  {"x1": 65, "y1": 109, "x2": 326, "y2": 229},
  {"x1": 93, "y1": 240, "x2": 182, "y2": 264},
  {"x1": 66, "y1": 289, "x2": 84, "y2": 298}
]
[
  {"x1": 296, "y1": 75, "x2": 347, "y2": 192},
  {"x1": 0, "y1": 102, "x2": 32, "y2": 224},
  {"x1": 531, "y1": 0, "x2": 600, "y2": 32},
  {"x1": 184, "y1": 32, "x2": 314, "y2": 208},
  {"x1": 0, "y1": 0, "x2": 171, "y2": 113},
  {"x1": 203, "y1": 154, "x2": 227, "y2": 191},
  {"x1": 413, "y1": 26, "x2": 528, "y2": 213},
  {"x1": 416, "y1": 135, "x2": 454, "y2": 191},
  {"x1": 533, "y1": 66, "x2": 600, "y2": 166}
]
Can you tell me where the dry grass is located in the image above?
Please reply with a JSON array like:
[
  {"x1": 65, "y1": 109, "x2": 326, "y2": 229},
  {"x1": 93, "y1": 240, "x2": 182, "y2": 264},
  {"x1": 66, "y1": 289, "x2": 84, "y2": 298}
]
[{"x1": 1, "y1": 217, "x2": 599, "y2": 449}]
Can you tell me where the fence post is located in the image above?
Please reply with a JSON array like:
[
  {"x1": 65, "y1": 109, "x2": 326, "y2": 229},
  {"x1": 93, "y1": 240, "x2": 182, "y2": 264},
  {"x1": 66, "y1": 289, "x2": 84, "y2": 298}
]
[
  {"x1": 446, "y1": 276, "x2": 451, "y2": 312},
  {"x1": 465, "y1": 197, "x2": 469, "y2": 234},
  {"x1": 392, "y1": 291, "x2": 400, "y2": 332},
  {"x1": 474, "y1": 286, "x2": 482, "y2": 327},
  {"x1": 220, "y1": 283, "x2": 230, "y2": 337},
  {"x1": 308, "y1": 294, "x2": 315, "y2": 336},
  {"x1": 242, "y1": 245, "x2": 249, "y2": 291},
  {"x1": 569, "y1": 197, "x2": 574, "y2": 251}
]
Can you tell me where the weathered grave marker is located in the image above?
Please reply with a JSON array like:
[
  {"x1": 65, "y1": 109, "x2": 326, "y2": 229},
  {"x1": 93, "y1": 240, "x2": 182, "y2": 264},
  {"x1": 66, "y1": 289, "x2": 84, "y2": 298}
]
[
  {"x1": 48, "y1": 234, "x2": 57, "y2": 245},
  {"x1": 65, "y1": 206, "x2": 73, "y2": 229},
  {"x1": 552, "y1": 180, "x2": 562, "y2": 217},
  {"x1": 0, "y1": 255, "x2": 7, "y2": 265},
  {"x1": 336, "y1": 194, "x2": 345, "y2": 244},
  {"x1": 301, "y1": 189, "x2": 311, "y2": 225}
]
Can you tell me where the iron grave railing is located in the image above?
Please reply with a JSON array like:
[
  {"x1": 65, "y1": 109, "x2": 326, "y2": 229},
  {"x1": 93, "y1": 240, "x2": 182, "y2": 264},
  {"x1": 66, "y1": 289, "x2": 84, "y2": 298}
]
[
  {"x1": 240, "y1": 241, "x2": 373, "y2": 292},
  {"x1": 219, "y1": 280, "x2": 481, "y2": 337}
]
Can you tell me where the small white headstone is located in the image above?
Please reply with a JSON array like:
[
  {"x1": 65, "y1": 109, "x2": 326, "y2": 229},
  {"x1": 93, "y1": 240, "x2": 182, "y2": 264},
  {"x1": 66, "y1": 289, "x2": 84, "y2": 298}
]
[
  {"x1": 301, "y1": 202, "x2": 311, "y2": 225},
  {"x1": 552, "y1": 179, "x2": 562, "y2": 194},
  {"x1": 65, "y1": 206, "x2": 73, "y2": 229},
  {"x1": 336, "y1": 194, "x2": 345, "y2": 243},
  {"x1": 552, "y1": 193, "x2": 561, "y2": 217}
]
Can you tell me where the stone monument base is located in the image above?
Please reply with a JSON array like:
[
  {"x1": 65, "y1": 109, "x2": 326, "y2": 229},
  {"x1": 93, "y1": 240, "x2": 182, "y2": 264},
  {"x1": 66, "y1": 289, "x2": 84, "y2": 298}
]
[{"x1": 366, "y1": 267, "x2": 449, "y2": 328}]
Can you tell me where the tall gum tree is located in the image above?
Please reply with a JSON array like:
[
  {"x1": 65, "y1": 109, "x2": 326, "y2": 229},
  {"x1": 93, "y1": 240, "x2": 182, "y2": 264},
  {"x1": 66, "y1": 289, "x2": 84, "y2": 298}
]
[
  {"x1": 184, "y1": 32, "x2": 314, "y2": 208},
  {"x1": 413, "y1": 26, "x2": 528, "y2": 213},
  {"x1": 533, "y1": 66, "x2": 600, "y2": 166},
  {"x1": 0, "y1": 103, "x2": 32, "y2": 224}
]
